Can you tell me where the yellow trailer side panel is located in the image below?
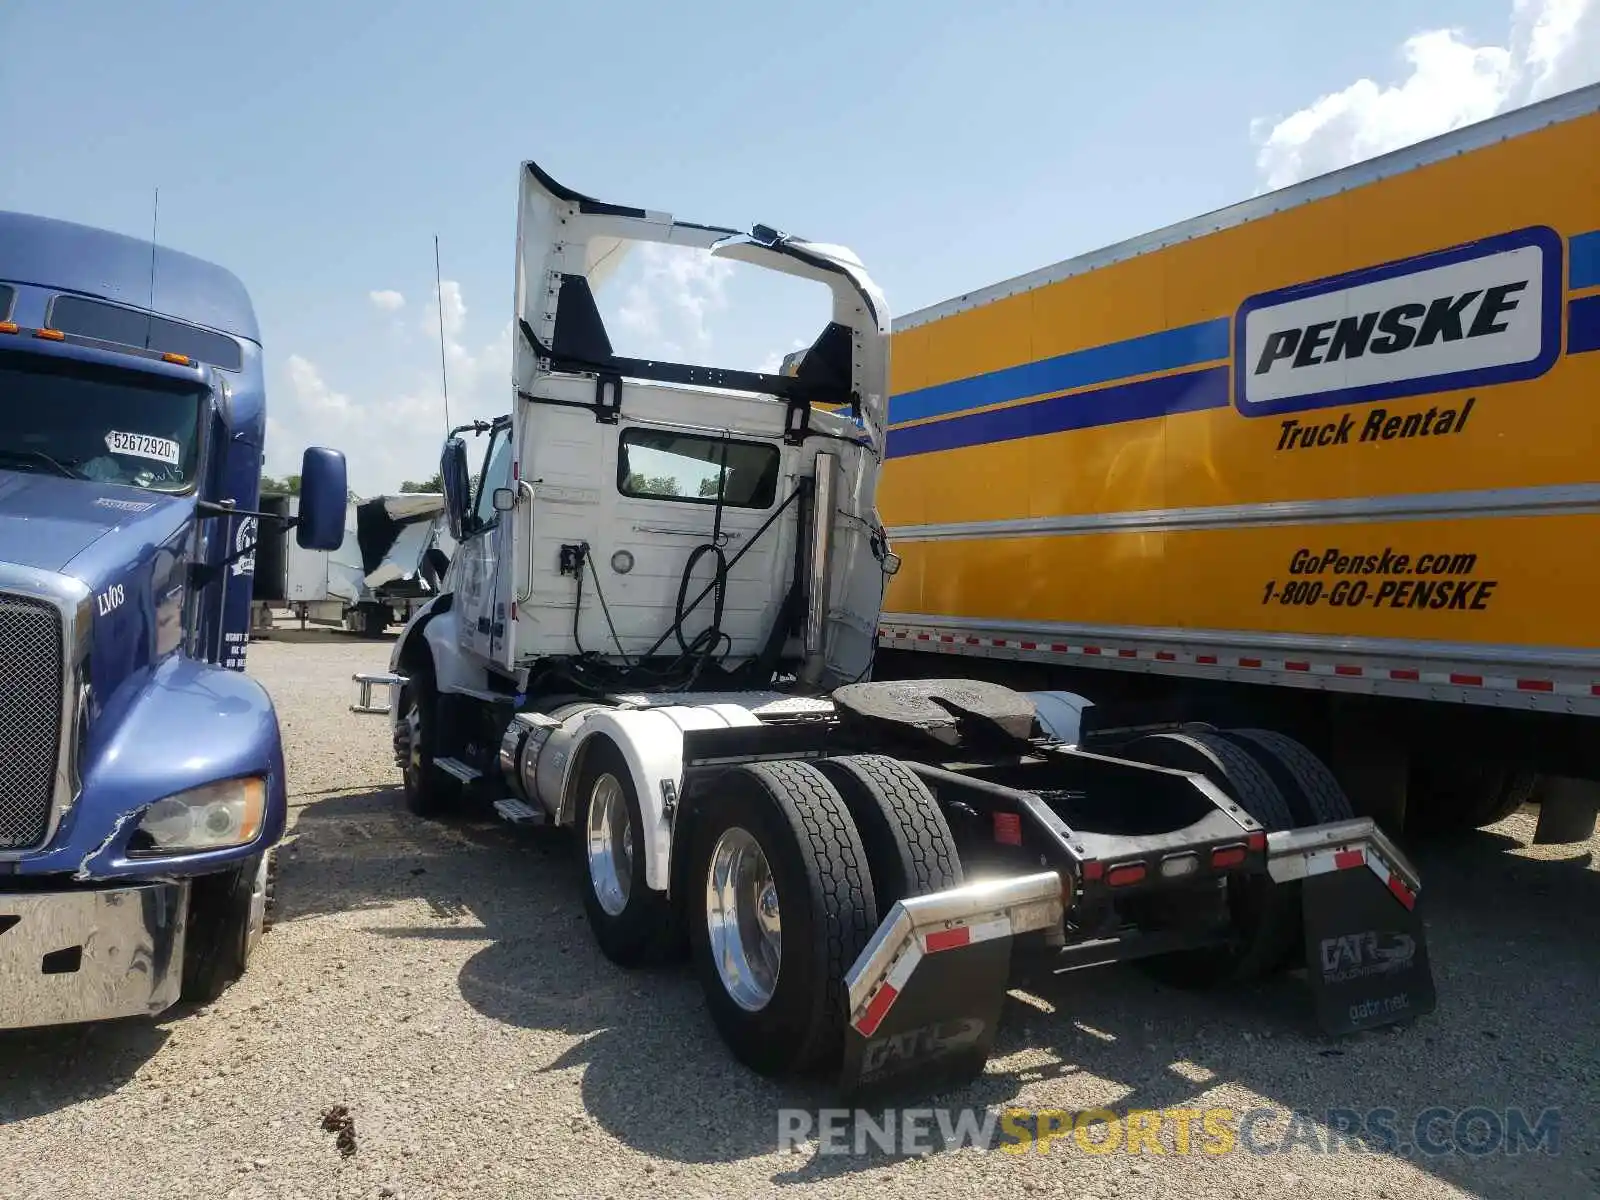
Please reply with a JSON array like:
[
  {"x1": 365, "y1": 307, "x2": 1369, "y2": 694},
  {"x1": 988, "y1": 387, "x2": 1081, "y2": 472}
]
[{"x1": 881, "y1": 94, "x2": 1600, "y2": 662}]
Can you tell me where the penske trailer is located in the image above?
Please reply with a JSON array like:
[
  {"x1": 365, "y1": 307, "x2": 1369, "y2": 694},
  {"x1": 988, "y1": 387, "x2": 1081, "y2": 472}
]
[
  {"x1": 872, "y1": 82, "x2": 1600, "y2": 848},
  {"x1": 348, "y1": 160, "x2": 1435, "y2": 1097}
]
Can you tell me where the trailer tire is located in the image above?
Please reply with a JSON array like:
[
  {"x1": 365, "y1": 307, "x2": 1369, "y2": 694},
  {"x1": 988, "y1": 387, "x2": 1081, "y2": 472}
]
[
  {"x1": 360, "y1": 605, "x2": 389, "y2": 638},
  {"x1": 181, "y1": 850, "x2": 273, "y2": 1005},
  {"x1": 1117, "y1": 731, "x2": 1299, "y2": 987},
  {"x1": 575, "y1": 739, "x2": 681, "y2": 967},
  {"x1": 813, "y1": 755, "x2": 963, "y2": 912},
  {"x1": 1220, "y1": 728, "x2": 1355, "y2": 826},
  {"x1": 396, "y1": 660, "x2": 461, "y2": 818},
  {"x1": 686, "y1": 759, "x2": 877, "y2": 1078},
  {"x1": 1407, "y1": 760, "x2": 1537, "y2": 833}
]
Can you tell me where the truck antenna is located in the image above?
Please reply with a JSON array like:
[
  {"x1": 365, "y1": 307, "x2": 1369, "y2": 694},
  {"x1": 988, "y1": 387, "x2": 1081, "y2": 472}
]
[
  {"x1": 145, "y1": 187, "x2": 160, "y2": 349},
  {"x1": 434, "y1": 234, "x2": 451, "y2": 433}
]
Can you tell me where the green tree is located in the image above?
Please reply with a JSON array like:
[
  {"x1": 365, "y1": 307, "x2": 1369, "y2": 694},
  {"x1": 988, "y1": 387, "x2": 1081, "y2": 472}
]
[
  {"x1": 261, "y1": 473, "x2": 301, "y2": 495},
  {"x1": 400, "y1": 471, "x2": 444, "y2": 493},
  {"x1": 625, "y1": 473, "x2": 681, "y2": 496}
]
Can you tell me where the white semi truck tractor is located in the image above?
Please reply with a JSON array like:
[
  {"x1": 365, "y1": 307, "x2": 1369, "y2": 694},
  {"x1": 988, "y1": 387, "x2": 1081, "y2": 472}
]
[{"x1": 350, "y1": 161, "x2": 1435, "y2": 1097}]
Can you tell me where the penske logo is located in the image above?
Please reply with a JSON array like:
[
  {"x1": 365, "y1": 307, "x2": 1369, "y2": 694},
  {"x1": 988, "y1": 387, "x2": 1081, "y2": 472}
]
[{"x1": 1234, "y1": 227, "x2": 1560, "y2": 416}]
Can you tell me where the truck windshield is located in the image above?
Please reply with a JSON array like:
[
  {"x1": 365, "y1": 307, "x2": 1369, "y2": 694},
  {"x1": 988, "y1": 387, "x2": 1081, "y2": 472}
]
[{"x1": 0, "y1": 356, "x2": 206, "y2": 492}]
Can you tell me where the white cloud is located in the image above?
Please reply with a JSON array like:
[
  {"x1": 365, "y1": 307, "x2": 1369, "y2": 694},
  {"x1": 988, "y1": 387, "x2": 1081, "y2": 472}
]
[
  {"x1": 266, "y1": 282, "x2": 512, "y2": 497},
  {"x1": 758, "y1": 338, "x2": 810, "y2": 375},
  {"x1": 612, "y1": 243, "x2": 735, "y2": 362},
  {"x1": 1252, "y1": 0, "x2": 1600, "y2": 189},
  {"x1": 368, "y1": 289, "x2": 406, "y2": 312}
]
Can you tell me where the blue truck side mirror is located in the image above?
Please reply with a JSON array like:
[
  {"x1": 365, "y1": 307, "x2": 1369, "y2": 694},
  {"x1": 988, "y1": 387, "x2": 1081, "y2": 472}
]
[
  {"x1": 440, "y1": 437, "x2": 471, "y2": 541},
  {"x1": 296, "y1": 447, "x2": 349, "y2": 550}
]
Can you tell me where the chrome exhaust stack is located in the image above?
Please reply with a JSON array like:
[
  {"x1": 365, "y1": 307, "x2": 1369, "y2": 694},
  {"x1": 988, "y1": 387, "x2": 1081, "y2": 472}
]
[{"x1": 800, "y1": 451, "x2": 837, "y2": 688}]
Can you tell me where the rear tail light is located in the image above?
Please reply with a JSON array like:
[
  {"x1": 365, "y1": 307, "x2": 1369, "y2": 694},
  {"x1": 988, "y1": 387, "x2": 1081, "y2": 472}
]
[
  {"x1": 1246, "y1": 830, "x2": 1267, "y2": 852},
  {"x1": 1106, "y1": 862, "x2": 1147, "y2": 887},
  {"x1": 993, "y1": 812, "x2": 1022, "y2": 846},
  {"x1": 1211, "y1": 844, "x2": 1248, "y2": 870}
]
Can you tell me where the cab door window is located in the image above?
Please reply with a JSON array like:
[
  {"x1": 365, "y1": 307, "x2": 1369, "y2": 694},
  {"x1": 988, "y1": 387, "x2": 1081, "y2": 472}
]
[{"x1": 472, "y1": 426, "x2": 513, "y2": 530}]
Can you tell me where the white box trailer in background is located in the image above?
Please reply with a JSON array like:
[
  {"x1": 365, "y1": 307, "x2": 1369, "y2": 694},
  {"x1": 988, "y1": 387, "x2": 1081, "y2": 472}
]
[{"x1": 252, "y1": 492, "x2": 455, "y2": 637}]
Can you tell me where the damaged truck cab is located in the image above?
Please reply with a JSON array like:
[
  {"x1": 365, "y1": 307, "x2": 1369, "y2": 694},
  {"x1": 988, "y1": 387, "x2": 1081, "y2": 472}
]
[{"x1": 0, "y1": 211, "x2": 347, "y2": 1029}]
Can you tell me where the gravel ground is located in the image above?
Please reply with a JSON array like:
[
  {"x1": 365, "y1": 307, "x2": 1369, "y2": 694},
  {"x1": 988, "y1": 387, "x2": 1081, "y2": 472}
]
[{"x1": 3, "y1": 629, "x2": 1597, "y2": 1200}]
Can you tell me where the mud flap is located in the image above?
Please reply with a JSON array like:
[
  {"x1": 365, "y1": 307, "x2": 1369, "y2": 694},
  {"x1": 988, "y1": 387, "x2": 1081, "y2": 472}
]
[
  {"x1": 839, "y1": 871, "x2": 1063, "y2": 1100},
  {"x1": 1267, "y1": 818, "x2": 1436, "y2": 1036}
]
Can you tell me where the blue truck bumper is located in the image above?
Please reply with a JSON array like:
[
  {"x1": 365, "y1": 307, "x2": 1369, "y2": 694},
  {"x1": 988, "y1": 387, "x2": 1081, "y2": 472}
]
[{"x1": 0, "y1": 881, "x2": 188, "y2": 1029}]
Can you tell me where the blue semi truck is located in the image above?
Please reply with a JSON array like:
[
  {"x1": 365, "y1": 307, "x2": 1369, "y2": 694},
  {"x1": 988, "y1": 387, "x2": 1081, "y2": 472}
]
[{"x1": 0, "y1": 210, "x2": 347, "y2": 1028}]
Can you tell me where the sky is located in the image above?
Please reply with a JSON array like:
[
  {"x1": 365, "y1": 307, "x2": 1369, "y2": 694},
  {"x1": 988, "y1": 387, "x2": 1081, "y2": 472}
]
[{"x1": 2, "y1": 0, "x2": 1597, "y2": 497}]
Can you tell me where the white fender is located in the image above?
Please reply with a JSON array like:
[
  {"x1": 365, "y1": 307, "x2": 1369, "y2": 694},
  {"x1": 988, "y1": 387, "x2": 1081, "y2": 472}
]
[{"x1": 539, "y1": 703, "x2": 763, "y2": 892}]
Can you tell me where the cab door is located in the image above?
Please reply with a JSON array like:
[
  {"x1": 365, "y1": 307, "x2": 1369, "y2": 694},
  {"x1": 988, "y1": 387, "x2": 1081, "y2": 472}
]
[{"x1": 451, "y1": 418, "x2": 517, "y2": 671}]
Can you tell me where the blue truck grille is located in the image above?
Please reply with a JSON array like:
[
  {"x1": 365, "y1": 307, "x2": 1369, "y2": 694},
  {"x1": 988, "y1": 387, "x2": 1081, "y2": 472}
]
[{"x1": 0, "y1": 591, "x2": 64, "y2": 850}]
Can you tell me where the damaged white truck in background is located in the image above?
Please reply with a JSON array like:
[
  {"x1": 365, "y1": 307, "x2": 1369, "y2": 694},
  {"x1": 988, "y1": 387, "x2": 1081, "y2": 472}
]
[{"x1": 253, "y1": 492, "x2": 455, "y2": 637}]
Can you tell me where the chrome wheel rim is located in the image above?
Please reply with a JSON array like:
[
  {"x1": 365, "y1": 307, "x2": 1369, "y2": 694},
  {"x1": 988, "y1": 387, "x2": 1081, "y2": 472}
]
[
  {"x1": 585, "y1": 774, "x2": 633, "y2": 917},
  {"x1": 397, "y1": 701, "x2": 421, "y2": 778},
  {"x1": 705, "y1": 826, "x2": 781, "y2": 1011}
]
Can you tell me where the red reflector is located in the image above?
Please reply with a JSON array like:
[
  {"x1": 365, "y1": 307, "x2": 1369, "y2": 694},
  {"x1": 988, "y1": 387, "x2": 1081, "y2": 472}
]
[
  {"x1": 1211, "y1": 846, "x2": 1247, "y2": 869},
  {"x1": 1387, "y1": 874, "x2": 1416, "y2": 910},
  {"x1": 1106, "y1": 863, "x2": 1146, "y2": 887},
  {"x1": 1334, "y1": 849, "x2": 1365, "y2": 870},
  {"x1": 993, "y1": 812, "x2": 1022, "y2": 846},
  {"x1": 926, "y1": 927, "x2": 971, "y2": 953},
  {"x1": 1081, "y1": 860, "x2": 1104, "y2": 882},
  {"x1": 856, "y1": 983, "x2": 899, "y2": 1036},
  {"x1": 1246, "y1": 830, "x2": 1266, "y2": 851}
]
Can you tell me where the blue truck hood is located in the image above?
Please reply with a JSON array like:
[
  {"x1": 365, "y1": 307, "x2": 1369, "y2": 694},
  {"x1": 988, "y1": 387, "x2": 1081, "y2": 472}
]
[
  {"x1": 0, "y1": 468, "x2": 198, "y2": 742},
  {"x1": 0, "y1": 469, "x2": 192, "y2": 582}
]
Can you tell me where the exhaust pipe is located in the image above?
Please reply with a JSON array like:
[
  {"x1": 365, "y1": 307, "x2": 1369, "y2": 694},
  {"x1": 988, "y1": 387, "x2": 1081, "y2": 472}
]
[{"x1": 800, "y1": 451, "x2": 837, "y2": 687}]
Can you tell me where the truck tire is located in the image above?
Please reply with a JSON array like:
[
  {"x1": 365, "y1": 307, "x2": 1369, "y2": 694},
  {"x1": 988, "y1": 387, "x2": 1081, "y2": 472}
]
[
  {"x1": 361, "y1": 605, "x2": 389, "y2": 638},
  {"x1": 1220, "y1": 728, "x2": 1356, "y2": 826},
  {"x1": 686, "y1": 759, "x2": 877, "y2": 1078},
  {"x1": 813, "y1": 754, "x2": 963, "y2": 912},
  {"x1": 1115, "y1": 730, "x2": 1299, "y2": 987},
  {"x1": 575, "y1": 738, "x2": 680, "y2": 967},
  {"x1": 1122, "y1": 730, "x2": 1297, "y2": 831},
  {"x1": 396, "y1": 659, "x2": 461, "y2": 818},
  {"x1": 181, "y1": 850, "x2": 274, "y2": 1005}
]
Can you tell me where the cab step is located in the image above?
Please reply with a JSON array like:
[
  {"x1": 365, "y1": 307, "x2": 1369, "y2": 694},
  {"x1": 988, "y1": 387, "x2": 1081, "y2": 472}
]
[
  {"x1": 493, "y1": 798, "x2": 546, "y2": 826},
  {"x1": 435, "y1": 757, "x2": 483, "y2": 784}
]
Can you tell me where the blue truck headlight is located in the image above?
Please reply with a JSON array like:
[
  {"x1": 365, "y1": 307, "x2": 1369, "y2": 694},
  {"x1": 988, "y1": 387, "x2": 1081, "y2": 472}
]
[{"x1": 128, "y1": 776, "x2": 268, "y2": 855}]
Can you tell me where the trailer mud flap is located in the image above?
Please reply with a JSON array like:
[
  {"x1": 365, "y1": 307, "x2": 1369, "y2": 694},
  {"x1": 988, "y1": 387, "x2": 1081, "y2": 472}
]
[
  {"x1": 1267, "y1": 819, "x2": 1436, "y2": 1036},
  {"x1": 840, "y1": 872, "x2": 1063, "y2": 1099}
]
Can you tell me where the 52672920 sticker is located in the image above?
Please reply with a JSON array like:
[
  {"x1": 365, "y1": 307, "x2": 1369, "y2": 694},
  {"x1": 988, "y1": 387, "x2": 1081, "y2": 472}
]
[{"x1": 105, "y1": 430, "x2": 181, "y2": 465}]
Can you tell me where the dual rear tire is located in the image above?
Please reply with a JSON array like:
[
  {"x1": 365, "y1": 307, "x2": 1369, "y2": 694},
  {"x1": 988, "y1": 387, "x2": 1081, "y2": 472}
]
[
  {"x1": 575, "y1": 744, "x2": 962, "y2": 1078},
  {"x1": 1115, "y1": 726, "x2": 1354, "y2": 989}
]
